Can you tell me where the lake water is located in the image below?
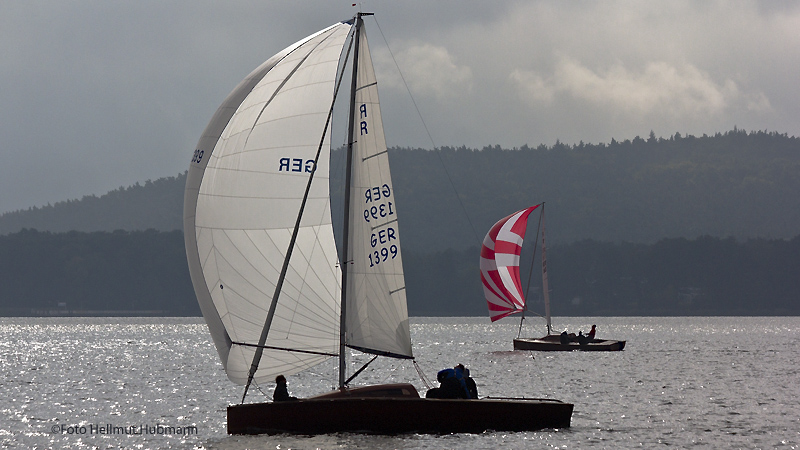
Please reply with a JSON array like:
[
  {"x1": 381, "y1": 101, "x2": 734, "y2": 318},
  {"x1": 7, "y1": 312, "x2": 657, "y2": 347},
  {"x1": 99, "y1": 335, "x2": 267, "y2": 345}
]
[{"x1": 1, "y1": 316, "x2": 798, "y2": 449}]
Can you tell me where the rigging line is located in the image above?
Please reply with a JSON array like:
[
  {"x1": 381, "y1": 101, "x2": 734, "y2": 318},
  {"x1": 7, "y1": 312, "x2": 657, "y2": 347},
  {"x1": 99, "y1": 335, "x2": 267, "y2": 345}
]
[
  {"x1": 372, "y1": 16, "x2": 480, "y2": 244},
  {"x1": 524, "y1": 204, "x2": 545, "y2": 301},
  {"x1": 344, "y1": 355, "x2": 378, "y2": 385},
  {"x1": 530, "y1": 351, "x2": 555, "y2": 398},
  {"x1": 522, "y1": 310, "x2": 547, "y2": 321},
  {"x1": 346, "y1": 344, "x2": 414, "y2": 360},
  {"x1": 231, "y1": 341, "x2": 338, "y2": 357},
  {"x1": 372, "y1": 17, "x2": 436, "y2": 149},
  {"x1": 252, "y1": 380, "x2": 269, "y2": 400},
  {"x1": 413, "y1": 360, "x2": 432, "y2": 390}
]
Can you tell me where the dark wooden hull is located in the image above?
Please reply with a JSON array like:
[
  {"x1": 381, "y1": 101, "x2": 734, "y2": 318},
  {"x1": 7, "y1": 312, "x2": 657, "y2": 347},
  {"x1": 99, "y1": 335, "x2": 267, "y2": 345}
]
[
  {"x1": 514, "y1": 335, "x2": 626, "y2": 351},
  {"x1": 227, "y1": 396, "x2": 573, "y2": 435}
]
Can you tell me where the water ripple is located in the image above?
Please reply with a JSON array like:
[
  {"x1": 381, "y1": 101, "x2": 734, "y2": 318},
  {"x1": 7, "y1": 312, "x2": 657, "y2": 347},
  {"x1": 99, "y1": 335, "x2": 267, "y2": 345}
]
[{"x1": 0, "y1": 316, "x2": 798, "y2": 449}]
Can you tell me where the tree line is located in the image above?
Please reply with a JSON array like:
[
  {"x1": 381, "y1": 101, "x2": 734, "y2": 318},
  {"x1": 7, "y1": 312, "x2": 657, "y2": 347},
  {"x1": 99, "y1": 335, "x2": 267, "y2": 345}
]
[
  {"x1": 2, "y1": 129, "x2": 799, "y2": 254},
  {"x1": 0, "y1": 229, "x2": 196, "y2": 316},
  {"x1": 1, "y1": 229, "x2": 797, "y2": 317}
]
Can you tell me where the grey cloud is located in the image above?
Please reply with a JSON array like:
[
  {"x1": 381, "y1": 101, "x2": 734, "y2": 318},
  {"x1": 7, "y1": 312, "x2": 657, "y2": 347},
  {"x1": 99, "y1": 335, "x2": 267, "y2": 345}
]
[{"x1": 0, "y1": 1, "x2": 797, "y2": 213}]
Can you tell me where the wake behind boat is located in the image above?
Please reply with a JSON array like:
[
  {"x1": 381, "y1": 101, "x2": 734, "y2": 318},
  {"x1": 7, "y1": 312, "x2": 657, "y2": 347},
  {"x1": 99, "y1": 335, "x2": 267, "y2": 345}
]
[
  {"x1": 481, "y1": 204, "x2": 625, "y2": 352},
  {"x1": 184, "y1": 13, "x2": 572, "y2": 435}
]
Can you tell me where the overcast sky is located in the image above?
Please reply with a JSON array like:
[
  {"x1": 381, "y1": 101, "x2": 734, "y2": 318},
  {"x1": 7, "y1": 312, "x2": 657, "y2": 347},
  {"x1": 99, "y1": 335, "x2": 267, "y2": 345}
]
[{"x1": 1, "y1": 1, "x2": 798, "y2": 213}]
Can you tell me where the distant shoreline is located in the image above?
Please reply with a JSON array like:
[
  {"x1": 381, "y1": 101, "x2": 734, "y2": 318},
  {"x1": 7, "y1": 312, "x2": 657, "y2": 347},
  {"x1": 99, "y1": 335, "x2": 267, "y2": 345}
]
[{"x1": 0, "y1": 308, "x2": 192, "y2": 317}]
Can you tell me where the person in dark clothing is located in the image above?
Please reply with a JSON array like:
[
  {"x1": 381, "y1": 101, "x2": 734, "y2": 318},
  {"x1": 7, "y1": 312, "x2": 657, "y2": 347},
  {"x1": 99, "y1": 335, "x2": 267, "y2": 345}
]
[
  {"x1": 425, "y1": 368, "x2": 469, "y2": 399},
  {"x1": 273, "y1": 374, "x2": 297, "y2": 402},
  {"x1": 587, "y1": 324, "x2": 597, "y2": 340},
  {"x1": 456, "y1": 364, "x2": 478, "y2": 399},
  {"x1": 560, "y1": 330, "x2": 570, "y2": 345}
]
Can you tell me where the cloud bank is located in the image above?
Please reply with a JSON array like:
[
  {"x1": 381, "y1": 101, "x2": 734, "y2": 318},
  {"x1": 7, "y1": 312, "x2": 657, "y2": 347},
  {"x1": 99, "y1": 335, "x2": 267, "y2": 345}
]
[{"x1": 0, "y1": 1, "x2": 798, "y2": 212}]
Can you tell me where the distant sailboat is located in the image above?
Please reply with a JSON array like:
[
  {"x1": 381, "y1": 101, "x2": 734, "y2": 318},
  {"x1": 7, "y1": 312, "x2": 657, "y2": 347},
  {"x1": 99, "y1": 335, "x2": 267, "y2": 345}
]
[
  {"x1": 184, "y1": 13, "x2": 573, "y2": 435},
  {"x1": 482, "y1": 204, "x2": 625, "y2": 351}
]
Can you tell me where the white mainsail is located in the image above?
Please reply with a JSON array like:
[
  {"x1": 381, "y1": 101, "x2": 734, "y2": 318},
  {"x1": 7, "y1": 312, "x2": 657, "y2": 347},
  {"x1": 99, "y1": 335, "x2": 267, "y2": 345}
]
[
  {"x1": 344, "y1": 25, "x2": 412, "y2": 359},
  {"x1": 184, "y1": 23, "x2": 351, "y2": 386}
]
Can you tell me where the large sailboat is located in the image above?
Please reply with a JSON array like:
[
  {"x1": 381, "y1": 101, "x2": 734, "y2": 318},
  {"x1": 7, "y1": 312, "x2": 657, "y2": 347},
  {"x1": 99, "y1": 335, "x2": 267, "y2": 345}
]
[
  {"x1": 184, "y1": 13, "x2": 573, "y2": 434},
  {"x1": 481, "y1": 204, "x2": 625, "y2": 351}
]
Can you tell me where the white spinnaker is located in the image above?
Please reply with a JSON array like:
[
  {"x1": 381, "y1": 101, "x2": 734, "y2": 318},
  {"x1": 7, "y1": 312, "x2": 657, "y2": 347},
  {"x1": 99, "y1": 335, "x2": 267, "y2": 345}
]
[
  {"x1": 184, "y1": 22, "x2": 352, "y2": 385},
  {"x1": 344, "y1": 25, "x2": 413, "y2": 359}
]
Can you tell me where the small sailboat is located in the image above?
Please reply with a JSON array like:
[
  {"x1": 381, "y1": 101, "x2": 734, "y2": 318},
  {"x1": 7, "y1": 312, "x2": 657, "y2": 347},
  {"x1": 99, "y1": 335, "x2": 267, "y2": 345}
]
[
  {"x1": 184, "y1": 13, "x2": 572, "y2": 435},
  {"x1": 481, "y1": 204, "x2": 625, "y2": 351}
]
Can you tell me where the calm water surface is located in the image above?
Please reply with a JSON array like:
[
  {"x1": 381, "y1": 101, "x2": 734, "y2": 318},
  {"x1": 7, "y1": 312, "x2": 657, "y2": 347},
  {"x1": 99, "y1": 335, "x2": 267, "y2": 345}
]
[{"x1": 1, "y1": 316, "x2": 798, "y2": 449}]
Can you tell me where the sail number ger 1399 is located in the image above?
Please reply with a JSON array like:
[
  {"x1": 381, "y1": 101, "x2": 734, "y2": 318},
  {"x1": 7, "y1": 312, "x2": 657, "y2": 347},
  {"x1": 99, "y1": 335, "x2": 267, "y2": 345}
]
[{"x1": 364, "y1": 184, "x2": 397, "y2": 267}]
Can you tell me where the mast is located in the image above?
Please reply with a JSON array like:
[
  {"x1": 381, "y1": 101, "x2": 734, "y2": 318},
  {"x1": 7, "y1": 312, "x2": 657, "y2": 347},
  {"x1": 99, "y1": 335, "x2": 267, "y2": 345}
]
[
  {"x1": 517, "y1": 202, "x2": 544, "y2": 338},
  {"x1": 339, "y1": 12, "x2": 369, "y2": 389},
  {"x1": 541, "y1": 204, "x2": 551, "y2": 335}
]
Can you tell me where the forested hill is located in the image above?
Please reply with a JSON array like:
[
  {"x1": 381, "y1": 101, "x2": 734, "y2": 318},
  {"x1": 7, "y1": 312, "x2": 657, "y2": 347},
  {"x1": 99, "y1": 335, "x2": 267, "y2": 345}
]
[
  {"x1": 1, "y1": 229, "x2": 798, "y2": 316},
  {"x1": 0, "y1": 174, "x2": 184, "y2": 236},
  {"x1": 2, "y1": 129, "x2": 798, "y2": 252}
]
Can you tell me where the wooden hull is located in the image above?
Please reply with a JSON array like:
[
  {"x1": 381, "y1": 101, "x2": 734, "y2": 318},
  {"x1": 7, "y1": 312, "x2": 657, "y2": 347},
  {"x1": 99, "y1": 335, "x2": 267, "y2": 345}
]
[
  {"x1": 514, "y1": 335, "x2": 626, "y2": 352},
  {"x1": 227, "y1": 384, "x2": 573, "y2": 435}
]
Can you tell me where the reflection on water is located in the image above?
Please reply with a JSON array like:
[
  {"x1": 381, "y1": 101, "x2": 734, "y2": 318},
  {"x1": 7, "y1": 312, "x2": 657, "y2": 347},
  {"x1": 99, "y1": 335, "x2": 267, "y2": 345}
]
[{"x1": 1, "y1": 316, "x2": 798, "y2": 449}]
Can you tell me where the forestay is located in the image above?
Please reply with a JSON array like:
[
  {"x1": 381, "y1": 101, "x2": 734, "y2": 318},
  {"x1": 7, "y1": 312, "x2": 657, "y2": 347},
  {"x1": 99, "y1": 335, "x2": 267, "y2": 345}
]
[
  {"x1": 480, "y1": 206, "x2": 539, "y2": 322},
  {"x1": 183, "y1": 22, "x2": 352, "y2": 385}
]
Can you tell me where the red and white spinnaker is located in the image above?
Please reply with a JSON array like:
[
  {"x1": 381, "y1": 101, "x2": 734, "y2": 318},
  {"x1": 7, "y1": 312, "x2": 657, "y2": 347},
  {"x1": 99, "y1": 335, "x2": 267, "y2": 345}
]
[{"x1": 480, "y1": 205, "x2": 539, "y2": 322}]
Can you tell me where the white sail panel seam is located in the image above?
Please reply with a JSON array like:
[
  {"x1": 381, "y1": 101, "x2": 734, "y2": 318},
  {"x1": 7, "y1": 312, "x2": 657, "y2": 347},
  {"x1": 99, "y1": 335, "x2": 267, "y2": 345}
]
[
  {"x1": 241, "y1": 31, "x2": 342, "y2": 151},
  {"x1": 278, "y1": 225, "x2": 329, "y2": 339}
]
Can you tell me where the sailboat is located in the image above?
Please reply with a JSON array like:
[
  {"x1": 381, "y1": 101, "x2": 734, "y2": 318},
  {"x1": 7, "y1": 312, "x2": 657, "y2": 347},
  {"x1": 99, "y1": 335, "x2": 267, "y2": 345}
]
[
  {"x1": 184, "y1": 13, "x2": 573, "y2": 435},
  {"x1": 481, "y1": 204, "x2": 625, "y2": 351}
]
